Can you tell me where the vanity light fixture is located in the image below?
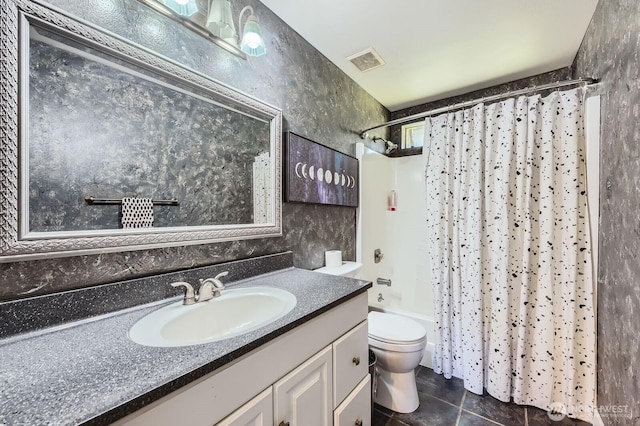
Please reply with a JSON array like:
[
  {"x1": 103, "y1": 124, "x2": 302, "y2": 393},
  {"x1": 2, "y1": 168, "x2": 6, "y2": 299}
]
[
  {"x1": 164, "y1": 0, "x2": 198, "y2": 17},
  {"x1": 238, "y1": 6, "x2": 266, "y2": 57},
  {"x1": 206, "y1": 0, "x2": 239, "y2": 47},
  {"x1": 137, "y1": 0, "x2": 265, "y2": 59},
  {"x1": 207, "y1": 0, "x2": 266, "y2": 56}
]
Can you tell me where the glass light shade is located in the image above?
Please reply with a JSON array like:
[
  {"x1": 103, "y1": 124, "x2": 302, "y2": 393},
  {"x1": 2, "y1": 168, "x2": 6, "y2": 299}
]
[
  {"x1": 164, "y1": 0, "x2": 198, "y2": 16},
  {"x1": 206, "y1": 0, "x2": 239, "y2": 47},
  {"x1": 241, "y1": 17, "x2": 266, "y2": 57}
]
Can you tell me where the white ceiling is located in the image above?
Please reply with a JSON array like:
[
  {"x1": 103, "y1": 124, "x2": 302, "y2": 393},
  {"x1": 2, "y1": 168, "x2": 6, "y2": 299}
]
[{"x1": 260, "y1": 0, "x2": 599, "y2": 111}]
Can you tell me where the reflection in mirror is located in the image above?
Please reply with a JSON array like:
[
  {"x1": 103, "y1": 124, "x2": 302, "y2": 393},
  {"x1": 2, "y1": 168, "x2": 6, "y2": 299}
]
[
  {"x1": 27, "y1": 25, "x2": 271, "y2": 233},
  {"x1": 137, "y1": 0, "x2": 248, "y2": 59},
  {"x1": 0, "y1": 1, "x2": 281, "y2": 262}
]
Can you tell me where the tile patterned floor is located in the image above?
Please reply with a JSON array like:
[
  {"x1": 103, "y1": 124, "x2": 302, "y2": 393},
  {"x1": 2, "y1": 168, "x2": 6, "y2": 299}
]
[{"x1": 373, "y1": 367, "x2": 590, "y2": 426}]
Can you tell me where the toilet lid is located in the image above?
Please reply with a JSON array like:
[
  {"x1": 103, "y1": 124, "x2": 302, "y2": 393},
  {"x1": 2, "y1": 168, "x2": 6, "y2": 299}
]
[{"x1": 368, "y1": 311, "x2": 426, "y2": 344}]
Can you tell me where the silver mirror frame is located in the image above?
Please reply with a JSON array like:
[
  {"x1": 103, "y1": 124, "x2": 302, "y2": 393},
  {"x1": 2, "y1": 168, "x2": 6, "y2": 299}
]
[{"x1": 0, "y1": 0, "x2": 282, "y2": 262}]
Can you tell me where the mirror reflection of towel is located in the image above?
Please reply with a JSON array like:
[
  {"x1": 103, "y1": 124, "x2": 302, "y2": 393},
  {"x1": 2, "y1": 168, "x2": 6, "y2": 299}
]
[{"x1": 121, "y1": 197, "x2": 154, "y2": 228}]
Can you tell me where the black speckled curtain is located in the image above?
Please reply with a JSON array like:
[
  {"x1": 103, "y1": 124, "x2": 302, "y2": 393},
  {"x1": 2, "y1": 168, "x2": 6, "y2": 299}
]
[{"x1": 425, "y1": 89, "x2": 595, "y2": 422}]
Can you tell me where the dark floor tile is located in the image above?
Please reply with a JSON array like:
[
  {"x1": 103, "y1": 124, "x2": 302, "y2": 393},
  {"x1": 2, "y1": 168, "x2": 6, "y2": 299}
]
[
  {"x1": 373, "y1": 408, "x2": 410, "y2": 426},
  {"x1": 463, "y1": 392, "x2": 525, "y2": 426},
  {"x1": 459, "y1": 411, "x2": 502, "y2": 425},
  {"x1": 527, "y1": 407, "x2": 591, "y2": 425},
  {"x1": 375, "y1": 402, "x2": 396, "y2": 416},
  {"x1": 393, "y1": 394, "x2": 460, "y2": 426},
  {"x1": 415, "y1": 366, "x2": 466, "y2": 406}
]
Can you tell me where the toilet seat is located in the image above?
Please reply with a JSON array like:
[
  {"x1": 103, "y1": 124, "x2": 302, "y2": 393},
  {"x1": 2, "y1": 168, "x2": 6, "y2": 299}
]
[
  {"x1": 368, "y1": 311, "x2": 427, "y2": 353},
  {"x1": 369, "y1": 336, "x2": 426, "y2": 353}
]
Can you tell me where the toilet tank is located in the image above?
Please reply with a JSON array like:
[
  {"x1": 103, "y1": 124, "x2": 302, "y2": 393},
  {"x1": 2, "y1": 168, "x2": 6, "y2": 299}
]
[{"x1": 314, "y1": 261, "x2": 363, "y2": 278}]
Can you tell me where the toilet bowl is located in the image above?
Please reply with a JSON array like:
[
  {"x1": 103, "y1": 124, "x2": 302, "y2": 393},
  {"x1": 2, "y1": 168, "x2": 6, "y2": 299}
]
[{"x1": 368, "y1": 311, "x2": 426, "y2": 413}]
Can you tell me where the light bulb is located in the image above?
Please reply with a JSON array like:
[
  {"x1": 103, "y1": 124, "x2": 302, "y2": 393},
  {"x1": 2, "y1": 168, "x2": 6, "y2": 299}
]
[
  {"x1": 165, "y1": 0, "x2": 198, "y2": 16},
  {"x1": 238, "y1": 6, "x2": 266, "y2": 56},
  {"x1": 244, "y1": 32, "x2": 261, "y2": 49}
]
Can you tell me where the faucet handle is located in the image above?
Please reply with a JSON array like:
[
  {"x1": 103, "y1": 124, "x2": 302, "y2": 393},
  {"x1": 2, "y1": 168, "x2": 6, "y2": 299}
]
[
  {"x1": 210, "y1": 271, "x2": 228, "y2": 289},
  {"x1": 171, "y1": 281, "x2": 196, "y2": 305},
  {"x1": 197, "y1": 278, "x2": 216, "y2": 301},
  {"x1": 197, "y1": 271, "x2": 229, "y2": 302},
  {"x1": 214, "y1": 271, "x2": 229, "y2": 282}
]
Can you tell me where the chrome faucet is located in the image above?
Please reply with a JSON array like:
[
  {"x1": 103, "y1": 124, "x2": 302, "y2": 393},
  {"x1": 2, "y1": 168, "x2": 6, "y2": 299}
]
[
  {"x1": 171, "y1": 281, "x2": 197, "y2": 305},
  {"x1": 171, "y1": 271, "x2": 229, "y2": 305},
  {"x1": 198, "y1": 271, "x2": 229, "y2": 302}
]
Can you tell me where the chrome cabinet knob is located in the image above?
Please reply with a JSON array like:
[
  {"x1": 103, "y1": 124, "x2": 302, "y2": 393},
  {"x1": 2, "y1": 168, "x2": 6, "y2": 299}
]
[
  {"x1": 352, "y1": 356, "x2": 360, "y2": 366},
  {"x1": 278, "y1": 422, "x2": 290, "y2": 426},
  {"x1": 355, "y1": 419, "x2": 363, "y2": 426}
]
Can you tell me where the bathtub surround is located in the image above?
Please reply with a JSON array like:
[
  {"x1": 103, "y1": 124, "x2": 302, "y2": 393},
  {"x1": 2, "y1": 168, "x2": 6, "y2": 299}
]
[
  {"x1": 356, "y1": 143, "x2": 437, "y2": 371},
  {"x1": 573, "y1": 0, "x2": 640, "y2": 424},
  {"x1": 0, "y1": 0, "x2": 387, "y2": 300},
  {"x1": 425, "y1": 88, "x2": 595, "y2": 422}
]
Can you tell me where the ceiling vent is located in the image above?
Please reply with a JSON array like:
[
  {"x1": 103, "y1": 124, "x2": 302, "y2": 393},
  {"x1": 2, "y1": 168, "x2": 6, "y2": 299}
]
[{"x1": 346, "y1": 47, "x2": 386, "y2": 72}]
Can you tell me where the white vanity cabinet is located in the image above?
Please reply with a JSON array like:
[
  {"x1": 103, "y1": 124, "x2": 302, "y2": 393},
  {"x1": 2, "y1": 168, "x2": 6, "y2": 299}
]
[
  {"x1": 332, "y1": 320, "x2": 370, "y2": 426},
  {"x1": 333, "y1": 320, "x2": 369, "y2": 407},
  {"x1": 273, "y1": 345, "x2": 333, "y2": 426},
  {"x1": 334, "y1": 375, "x2": 371, "y2": 426},
  {"x1": 115, "y1": 293, "x2": 369, "y2": 426},
  {"x1": 217, "y1": 388, "x2": 273, "y2": 426}
]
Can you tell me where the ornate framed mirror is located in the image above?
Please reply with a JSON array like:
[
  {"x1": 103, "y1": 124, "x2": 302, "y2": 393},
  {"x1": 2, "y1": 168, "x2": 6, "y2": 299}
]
[{"x1": 0, "y1": 0, "x2": 282, "y2": 262}]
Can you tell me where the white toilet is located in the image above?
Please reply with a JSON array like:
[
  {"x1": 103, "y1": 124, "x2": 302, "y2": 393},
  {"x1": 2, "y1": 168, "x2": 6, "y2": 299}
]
[
  {"x1": 368, "y1": 311, "x2": 426, "y2": 413},
  {"x1": 313, "y1": 261, "x2": 426, "y2": 413}
]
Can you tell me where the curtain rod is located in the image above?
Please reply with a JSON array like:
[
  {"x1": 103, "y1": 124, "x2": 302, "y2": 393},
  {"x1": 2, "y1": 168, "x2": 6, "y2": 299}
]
[{"x1": 360, "y1": 78, "x2": 597, "y2": 138}]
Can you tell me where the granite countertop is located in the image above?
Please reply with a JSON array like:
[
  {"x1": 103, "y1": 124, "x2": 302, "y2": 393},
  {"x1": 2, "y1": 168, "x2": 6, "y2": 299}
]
[{"x1": 0, "y1": 267, "x2": 371, "y2": 426}]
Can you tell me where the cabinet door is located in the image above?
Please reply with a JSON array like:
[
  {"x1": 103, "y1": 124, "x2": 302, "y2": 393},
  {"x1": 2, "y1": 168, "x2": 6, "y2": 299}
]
[
  {"x1": 333, "y1": 320, "x2": 369, "y2": 407},
  {"x1": 334, "y1": 375, "x2": 371, "y2": 426},
  {"x1": 274, "y1": 345, "x2": 332, "y2": 426},
  {"x1": 217, "y1": 387, "x2": 273, "y2": 426}
]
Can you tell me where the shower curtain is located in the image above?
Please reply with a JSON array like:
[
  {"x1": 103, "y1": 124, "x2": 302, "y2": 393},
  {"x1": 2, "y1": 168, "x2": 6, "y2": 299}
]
[{"x1": 425, "y1": 88, "x2": 595, "y2": 421}]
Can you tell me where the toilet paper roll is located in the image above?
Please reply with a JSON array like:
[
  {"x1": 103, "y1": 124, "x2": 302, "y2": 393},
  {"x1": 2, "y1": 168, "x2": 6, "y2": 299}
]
[{"x1": 325, "y1": 250, "x2": 343, "y2": 268}]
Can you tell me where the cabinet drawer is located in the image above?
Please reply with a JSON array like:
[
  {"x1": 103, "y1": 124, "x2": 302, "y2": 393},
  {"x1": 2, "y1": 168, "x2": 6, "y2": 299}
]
[
  {"x1": 217, "y1": 387, "x2": 272, "y2": 426},
  {"x1": 333, "y1": 375, "x2": 371, "y2": 426},
  {"x1": 333, "y1": 320, "x2": 368, "y2": 407}
]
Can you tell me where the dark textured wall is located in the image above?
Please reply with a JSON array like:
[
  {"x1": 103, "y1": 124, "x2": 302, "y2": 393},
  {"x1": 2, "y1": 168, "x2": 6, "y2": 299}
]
[
  {"x1": 0, "y1": 0, "x2": 388, "y2": 300},
  {"x1": 573, "y1": 1, "x2": 640, "y2": 424}
]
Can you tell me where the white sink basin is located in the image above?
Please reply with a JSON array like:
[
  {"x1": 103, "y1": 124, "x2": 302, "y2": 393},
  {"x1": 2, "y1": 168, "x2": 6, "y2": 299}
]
[{"x1": 129, "y1": 287, "x2": 297, "y2": 347}]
